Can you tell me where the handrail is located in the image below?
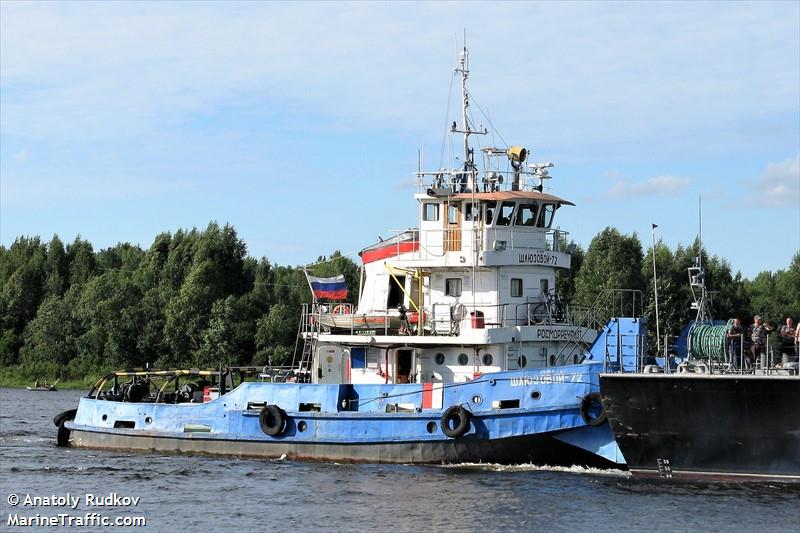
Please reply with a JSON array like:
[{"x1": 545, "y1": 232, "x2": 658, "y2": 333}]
[{"x1": 553, "y1": 288, "x2": 644, "y2": 366}]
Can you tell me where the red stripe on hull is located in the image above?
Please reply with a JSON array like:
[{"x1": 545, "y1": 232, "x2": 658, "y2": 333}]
[
  {"x1": 422, "y1": 383, "x2": 433, "y2": 409},
  {"x1": 361, "y1": 241, "x2": 419, "y2": 264}
]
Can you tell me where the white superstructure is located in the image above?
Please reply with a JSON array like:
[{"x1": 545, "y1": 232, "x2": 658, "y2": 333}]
[{"x1": 300, "y1": 47, "x2": 597, "y2": 387}]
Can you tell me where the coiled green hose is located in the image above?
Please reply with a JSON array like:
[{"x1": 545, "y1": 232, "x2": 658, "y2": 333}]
[{"x1": 688, "y1": 319, "x2": 734, "y2": 361}]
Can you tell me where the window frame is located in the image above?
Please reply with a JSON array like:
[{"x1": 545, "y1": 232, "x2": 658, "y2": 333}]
[
  {"x1": 445, "y1": 277, "x2": 462, "y2": 297},
  {"x1": 515, "y1": 203, "x2": 539, "y2": 227},
  {"x1": 496, "y1": 201, "x2": 516, "y2": 226},
  {"x1": 539, "y1": 203, "x2": 556, "y2": 228},
  {"x1": 423, "y1": 203, "x2": 440, "y2": 222},
  {"x1": 510, "y1": 278, "x2": 523, "y2": 298}
]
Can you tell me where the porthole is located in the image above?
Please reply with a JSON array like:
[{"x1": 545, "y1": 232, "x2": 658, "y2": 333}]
[
  {"x1": 517, "y1": 355, "x2": 527, "y2": 368},
  {"x1": 426, "y1": 421, "x2": 437, "y2": 434},
  {"x1": 530, "y1": 391, "x2": 541, "y2": 400},
  {"x1": 101, "y1": 414, "x2": 108, "y2": 421},
  {"x1": 458, "y1": 353, "x2": 469, "y2": 366},
  {"x1": 145, "y1": 416, "x2": 153, "y2": 424},
  {"x1": 472, "y1": 395, "x2": 483, "y2": 405},
  {"x1": 435, "y1": 352, "x2": 446, "y2": 365},
  {"x1": 482, "y1": 353, "x2": 493, "y2": 366},
  {"x1": 549, "y1": 355, "x2": 556, "y2": 366},
  {"x1": 297, "y1": 421, "x2": 308, "y2": 432}
]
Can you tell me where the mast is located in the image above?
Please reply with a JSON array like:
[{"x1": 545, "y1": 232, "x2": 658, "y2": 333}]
[
  {"x1": 452, "y1": 44, "x2": 486, "y2": 191},
  {"x1": 458, "y1": 46, "x2": 471, "y2": 168}
]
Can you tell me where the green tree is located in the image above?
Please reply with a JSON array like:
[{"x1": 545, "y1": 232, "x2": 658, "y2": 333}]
[
  {"x1": 67, "y1": 237, "x2": 96, "y2": 286},
  {"x1": 19, "y1": 289, "x2": 82, "y2": 371},
  {"x1": 574, "y1": 227, "x2": 645, "y2": 316}
]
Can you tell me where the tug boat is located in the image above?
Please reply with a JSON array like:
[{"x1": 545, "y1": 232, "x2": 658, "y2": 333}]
[{"x1": 56, "y1": 47, "x2": 627, "y2": 467}]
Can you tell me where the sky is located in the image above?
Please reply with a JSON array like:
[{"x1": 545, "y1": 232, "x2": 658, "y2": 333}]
[{"x1": 1, "y1": 1, "x2": 798, "y2": 279}]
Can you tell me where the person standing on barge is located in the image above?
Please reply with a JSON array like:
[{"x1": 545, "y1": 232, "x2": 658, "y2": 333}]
[
  {"x1": 727, "y1": 318, "x2": 744, "y2": 369},
  {"x1": 749, "y1": 315, "x2": 773, "y2": 369},
  {"x1": 779, "y1": 317, "x2": 797, "y2": 364}
]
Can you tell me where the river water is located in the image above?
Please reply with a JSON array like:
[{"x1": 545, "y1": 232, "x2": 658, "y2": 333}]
[{"x1": 1, "y1": 387, "x2": 797, "y2": 532}]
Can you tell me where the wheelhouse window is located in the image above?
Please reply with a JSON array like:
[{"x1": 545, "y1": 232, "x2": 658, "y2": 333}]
[
  {"x1": 515, "y1": 203, "x2": 538, "y2": 227},
  {"x1": 445, "y1": 278, "x2": 462, "y2": 297},
  {"x1": 496, "y1": 201, "x2": 515, "y2": 226},
  {"x1": 539, "y1": 203, "x2": 556, "y2": 228},
  {"x1": 511, "y1": 278, "x2": 523, "y2": 297},
  {"x1": 483, "y1": 202, "x2": 496, "y2": 225},
  {"x1": 464, "y1": 202, "x2": 482, "y2": 221},
  {"x1": 423, "y1": 203, "x2": 439, "y2": 222}
]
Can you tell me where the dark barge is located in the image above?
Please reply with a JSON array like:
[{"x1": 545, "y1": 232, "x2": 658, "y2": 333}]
[{"x1": 600, "y1": 372, "x2": 800, "y2": 482}]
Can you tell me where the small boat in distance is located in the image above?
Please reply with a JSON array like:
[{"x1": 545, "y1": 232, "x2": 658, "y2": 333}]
[{"x1": 28, "y1": 379, "x2": 58, "y2": 391}]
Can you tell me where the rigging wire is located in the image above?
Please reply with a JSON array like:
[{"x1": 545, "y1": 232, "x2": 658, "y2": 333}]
[
  {"x1": 439, "y1": 63, "x2": 457, "y2": 170},
  {"x1": 467, "y1": 89, "x2": 509, "y2": 148}
]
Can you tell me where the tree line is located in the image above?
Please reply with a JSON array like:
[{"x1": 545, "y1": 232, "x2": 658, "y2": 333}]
[
  {"x1": 558, "y1": 227, "x2": 799, "y2": 351},
  {"x1": 0, "y1": 222, "x2": 797, "y2": 383},
  {"x1": 0, "y1": 223, "x2": 358, "y2": 384}
]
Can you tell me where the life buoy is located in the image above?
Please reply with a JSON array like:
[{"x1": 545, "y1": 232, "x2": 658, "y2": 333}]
[
  {"x1": 580, "y1": 392, "x2": 607, "y2": 426},
  {"x1": 259, "y1": 405, "x2": 287, "y2": 436},
  {"x1": 440, "y1": 405, "x2": 471, "y2": 438},
  {"x1": 332, "y1": 304, "x2": 349, "y2": 315}
]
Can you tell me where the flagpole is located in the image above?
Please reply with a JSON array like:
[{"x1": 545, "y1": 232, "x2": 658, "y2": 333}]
[
  {"x1": 651, "y1": 224, "x2": 662, "y2": 371},
  {"x1": 302, "y1": 268, "x2": 318, "y2": 303}
]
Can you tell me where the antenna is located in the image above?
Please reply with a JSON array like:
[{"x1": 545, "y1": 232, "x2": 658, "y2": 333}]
[
  {"x1": 698, "y1": 196, "x2": 703, "y2": 270},
  {"x1": 451, "y1": 37, "x2": 487, "y2": 192}
]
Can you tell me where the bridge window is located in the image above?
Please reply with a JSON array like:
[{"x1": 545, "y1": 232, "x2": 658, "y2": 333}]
[
  {"x1": 515, "y1": 203, "x2": 538, "y2": 226},
  {"x1": 445, "y1": 278, "x2": 462, "y2": 297},
  {"x1": 496, "y1": 201, "x2": 515, "y2": 226},
  {"x1": 483, "y1": 202, "x2": 496, "y2": 225},
  {"x1": 465, "y1": 202, "x2": 481, "y2": 221},
  {"x1": 423, "y1": 203, "x2": 439, "y2": 222},
  {"x1": 539, "y1": 203, "x2": 556, "y2": 228},
  {"x1": 511, "y1": 278, "x2": 523, "y2": 298}
]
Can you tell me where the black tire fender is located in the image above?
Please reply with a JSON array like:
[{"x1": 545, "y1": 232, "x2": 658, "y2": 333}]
[
  {"x1": 57, "y1": 421, "x2": 71, "y2": 447},
  {"x1": 53, "y1": 409, "x2": 77, "y2": 427},
  {"x1": 440, "y1": 405, "x2": 471, "y2": 438},
  {"x1": 259, "y1": 405, "x2": 287, "y2": 436},
  {"x1": 580, "y1": 392, "x2": 607, "y2": 426}
]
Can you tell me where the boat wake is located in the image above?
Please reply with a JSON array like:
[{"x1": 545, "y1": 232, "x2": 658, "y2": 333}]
[{"x1": 437, "y1": 462, "x2": 630, "y2": 477}]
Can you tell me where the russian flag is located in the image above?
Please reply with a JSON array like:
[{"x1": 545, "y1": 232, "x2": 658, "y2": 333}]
[{"x1": 308, "y1": 274, "x2": 348, "y2": 300}]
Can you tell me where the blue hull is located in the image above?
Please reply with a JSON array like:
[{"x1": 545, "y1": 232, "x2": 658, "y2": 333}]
[{"x1": 65, "y1": 364, "x2": 624, "y2": 466}]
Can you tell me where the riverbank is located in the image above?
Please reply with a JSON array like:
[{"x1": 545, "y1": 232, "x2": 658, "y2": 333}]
[{"x1": 0, "y1": 367, "x2": 100, "y2": 389}]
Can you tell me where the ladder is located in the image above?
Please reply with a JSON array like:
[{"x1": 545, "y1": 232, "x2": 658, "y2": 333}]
[{"x1": 292, "y1": 304, "x2": 320, "y2": 376}]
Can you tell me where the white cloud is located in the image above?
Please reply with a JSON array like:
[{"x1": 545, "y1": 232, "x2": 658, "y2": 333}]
[
  {"x1": 1, "y1": 1, "x2": 797, "y2": 153},
  {"x1": 748, "y1": 155, "x2": 800, "y2": 208},
  {"x1": 609, "y1": 175, "x2": 693, "y2": 198}
]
